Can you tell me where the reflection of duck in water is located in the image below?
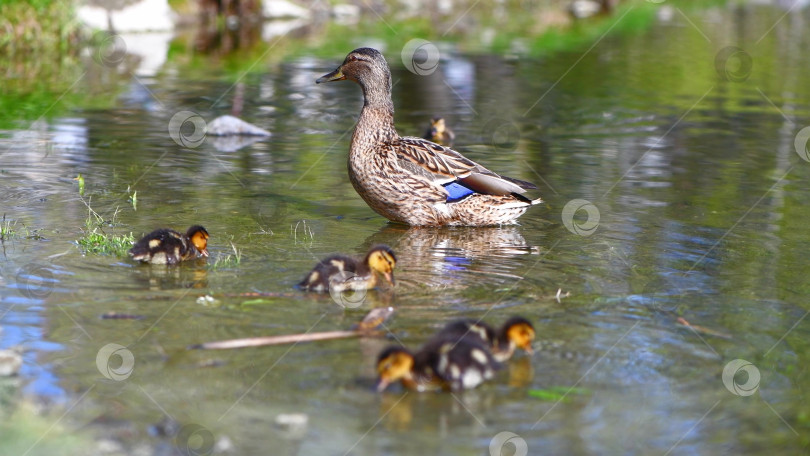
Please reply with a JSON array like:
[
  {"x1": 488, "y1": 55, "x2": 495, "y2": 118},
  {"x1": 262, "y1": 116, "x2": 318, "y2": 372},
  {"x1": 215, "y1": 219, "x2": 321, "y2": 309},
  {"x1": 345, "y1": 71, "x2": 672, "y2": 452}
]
[{"x1": 362, "y1": 225, "x2": 539, "y2": 289}]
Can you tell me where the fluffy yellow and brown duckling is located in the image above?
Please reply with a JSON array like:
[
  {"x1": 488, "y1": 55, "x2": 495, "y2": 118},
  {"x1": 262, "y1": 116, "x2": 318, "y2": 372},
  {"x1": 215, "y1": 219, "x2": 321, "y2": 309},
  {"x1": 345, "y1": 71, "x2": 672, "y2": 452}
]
[
  {"x1": 298, "y1": 245, "x2": 396, "y2": 292},
  {"x1": 129, "y1": 225, "x2": 209, "y2": 265},
  {"x1": 423, "y1": 117, "x2": 455, "y2": 146},
  {"x1": 442, "y1": 316, "x2": 535, "y2": 362},
  {"x1": 376, "y1": 335, "x2": 499, "y2": 392}
]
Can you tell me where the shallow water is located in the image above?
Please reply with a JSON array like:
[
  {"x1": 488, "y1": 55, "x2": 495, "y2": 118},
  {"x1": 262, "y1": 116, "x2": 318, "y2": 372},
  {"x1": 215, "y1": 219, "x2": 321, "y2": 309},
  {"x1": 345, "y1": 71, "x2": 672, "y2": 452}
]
[{"x1": 2, "y1": 2, "x2": 810, "y2": 455}]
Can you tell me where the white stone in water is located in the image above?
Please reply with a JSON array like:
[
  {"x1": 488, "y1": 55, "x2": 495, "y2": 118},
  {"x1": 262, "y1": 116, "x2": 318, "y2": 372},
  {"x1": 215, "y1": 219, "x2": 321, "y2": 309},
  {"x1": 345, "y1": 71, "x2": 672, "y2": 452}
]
[
  {"x1": 214, "y1": 435, "x2": 235, "y2": 453},
  {"x1": 196, "y1": 295, "x2": 220, "y2": 306},
  {"x1": 274, "y1": 413, "x2": 308, "y2": 437},
  {"x1": 0, "y1": 348, "x2": 22, "y2": 377},
  {"x1": 207, "y1": 115, "x2": 271, "y2": 137},
  {"x1": 209, "y1": 135, "x2": 268, "y2": 153}
]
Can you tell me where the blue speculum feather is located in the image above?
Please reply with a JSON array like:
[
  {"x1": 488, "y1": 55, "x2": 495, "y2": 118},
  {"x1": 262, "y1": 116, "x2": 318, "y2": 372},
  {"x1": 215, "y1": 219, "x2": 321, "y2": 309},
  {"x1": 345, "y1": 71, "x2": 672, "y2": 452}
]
[{"x1": 443, "y1": 181, "x2": 476, "y2": 202}]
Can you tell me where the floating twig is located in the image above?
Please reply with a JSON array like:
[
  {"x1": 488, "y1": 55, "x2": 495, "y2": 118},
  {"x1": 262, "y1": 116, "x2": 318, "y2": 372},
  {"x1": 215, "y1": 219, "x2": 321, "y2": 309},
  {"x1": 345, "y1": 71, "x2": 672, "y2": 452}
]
[
  {"x1": 189, "y1": 330, "x2": 370, "y2": 350},
  {"x1": 222, "y1": 291, "x2": 300, "y2": 298},
  {"x1": 189, "y1": 307, "x2": 396, "y2": 350},
  {"x1": 677, "y1": 317, "x2": 733, "y2": 340}
]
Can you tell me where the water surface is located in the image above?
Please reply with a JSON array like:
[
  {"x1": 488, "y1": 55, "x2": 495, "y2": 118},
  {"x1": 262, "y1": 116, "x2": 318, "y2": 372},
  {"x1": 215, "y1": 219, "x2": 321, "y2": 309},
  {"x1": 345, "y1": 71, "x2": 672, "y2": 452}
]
[{"x1": 2, "y1": 2, "x2": 810, "y2": 455}]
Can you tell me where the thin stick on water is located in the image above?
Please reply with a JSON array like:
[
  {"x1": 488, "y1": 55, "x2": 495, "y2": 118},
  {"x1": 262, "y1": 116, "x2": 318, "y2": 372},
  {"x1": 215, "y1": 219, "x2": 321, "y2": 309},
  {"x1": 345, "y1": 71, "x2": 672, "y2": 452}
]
[{"x1": 189, "y1": 306, "x2": 395, "y2": 350}]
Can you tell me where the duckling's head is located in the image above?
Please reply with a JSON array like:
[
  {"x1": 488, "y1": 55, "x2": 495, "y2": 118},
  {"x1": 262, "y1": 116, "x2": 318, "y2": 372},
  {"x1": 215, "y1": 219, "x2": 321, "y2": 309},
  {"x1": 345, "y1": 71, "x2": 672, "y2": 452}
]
[
  {"x1": 316, "y1": 48, "x2": 392, "y2": 106},
  {"x1": 430, "y1": 117, "x2": 446, "y2": 136},
  {"x1": 365, "y1": 245, "x2": 396, "y2": 287},
  {"x1": 186, "y1": 225, "x2": 209, "y2": 257},
  {"x1": 503, "y1": 317, "x2": 535, "y2": 355},
  {"x1": 376, "y1": 346, "x2": 414, "y2": 392}
]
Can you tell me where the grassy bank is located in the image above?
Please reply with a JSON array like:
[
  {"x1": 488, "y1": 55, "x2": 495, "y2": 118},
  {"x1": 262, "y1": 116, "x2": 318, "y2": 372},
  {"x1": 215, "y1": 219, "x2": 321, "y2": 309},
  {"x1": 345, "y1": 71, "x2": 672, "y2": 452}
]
[{"x1": 0, "y1": 0, "x2": 81, "y2": 55}]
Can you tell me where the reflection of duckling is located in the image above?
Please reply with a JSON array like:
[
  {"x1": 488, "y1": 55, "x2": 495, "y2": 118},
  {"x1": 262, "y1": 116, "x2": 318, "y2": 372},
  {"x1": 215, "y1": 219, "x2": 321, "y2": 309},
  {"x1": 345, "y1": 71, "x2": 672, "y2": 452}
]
[
  {"x1": 376, "y1": 335, "x2": 499, "y2": 392},
  {"x1": 442, "y1": 316, "x2": 535, "y2": 362},
  {"x1": 423, "y1": 117, "x2": 455, "y2": 146},
  {"x1": 507, "y1": 356, "x2": 534, "y2": 388},
  {"x1": 298, "y1": 245, "x2": 396, "y2": 292},
  {"x1": 129, "y1": 226, "x2": 209, "y2": 265}
]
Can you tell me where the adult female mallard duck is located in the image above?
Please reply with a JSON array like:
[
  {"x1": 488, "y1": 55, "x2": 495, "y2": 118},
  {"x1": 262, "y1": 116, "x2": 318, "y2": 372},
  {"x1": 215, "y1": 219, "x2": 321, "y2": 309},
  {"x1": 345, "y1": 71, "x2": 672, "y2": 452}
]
[
  {"x1": 376, "y1": 335, "x2": 499, "y2": 392},
  {"x1": 441, "y1": 316, "x2": 535, "y2": 362},
  {"x1": 423, "y1": 117, "x2": 455, "y2": 147},
  {"x1": 298, "y1": 245, "x2": 396, "y2": 292},
  {"x1": 316, "y1": 48, "x2": 541, "y2": 226},
  {"x1": 129, "y1": 225, "x2": 209, "y2": 265}
]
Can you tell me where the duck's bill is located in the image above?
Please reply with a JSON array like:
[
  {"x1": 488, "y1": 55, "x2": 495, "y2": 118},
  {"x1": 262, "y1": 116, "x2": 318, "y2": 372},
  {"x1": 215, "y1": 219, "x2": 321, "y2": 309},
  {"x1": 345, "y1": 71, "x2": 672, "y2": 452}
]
[
  {"x1": 384, "y1": 272, "x2": 395, "y2": 286},
  {"x1": 375, "y1": 378, "x2": 391, "y2": 392},
  {"x1": 200, "y1": 248, "x2": 209, "y2": 257},
  {"x1": 316, "y1": 67, "x2": 345, "y2": 84}
]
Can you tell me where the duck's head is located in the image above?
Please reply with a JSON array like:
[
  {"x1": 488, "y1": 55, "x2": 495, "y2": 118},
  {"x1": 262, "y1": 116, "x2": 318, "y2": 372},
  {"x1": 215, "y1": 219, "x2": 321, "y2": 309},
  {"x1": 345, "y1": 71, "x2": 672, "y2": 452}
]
[
  {"x1": 365, "y1": 244, "x2": 396, "y2": 287},
  {"x1": 316, "y1": 48, "x2": 392, "y2": 105},
  {"x1": 502, "y1": 316, "x2": 535, "y2": 355},
  {"x1": 375, "y1": 345, "x2": 414, "y2": 392},
  {"x1": 186, "y1": 225, "x2": 210, "y2": 257}
]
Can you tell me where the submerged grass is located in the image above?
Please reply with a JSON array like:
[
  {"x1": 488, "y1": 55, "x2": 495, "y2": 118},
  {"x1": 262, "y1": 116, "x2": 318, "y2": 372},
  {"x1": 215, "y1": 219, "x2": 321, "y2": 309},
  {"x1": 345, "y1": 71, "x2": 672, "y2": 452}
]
[
  {"x1": 0, "y1": 214, "x2": 45, "y2": 241},
  {"x1": 75, "y1": 197, "x2": 134, "y2": 257},
  {"x1": 76, "y1": 230, "x2": 135, "y2": 256},
  {"x1": 0, "y1": 215, "x2": 19, "y2": 241},
  {"x1": 209, "y1": 242, "x2": 242, "y2": 270}
]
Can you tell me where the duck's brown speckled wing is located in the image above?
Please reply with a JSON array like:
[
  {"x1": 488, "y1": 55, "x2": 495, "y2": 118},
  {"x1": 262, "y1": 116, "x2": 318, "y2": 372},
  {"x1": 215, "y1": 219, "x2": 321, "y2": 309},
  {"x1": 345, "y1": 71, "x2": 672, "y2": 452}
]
[{"x1": 390, "y1": 136, "x2": 536, "y2": 197}]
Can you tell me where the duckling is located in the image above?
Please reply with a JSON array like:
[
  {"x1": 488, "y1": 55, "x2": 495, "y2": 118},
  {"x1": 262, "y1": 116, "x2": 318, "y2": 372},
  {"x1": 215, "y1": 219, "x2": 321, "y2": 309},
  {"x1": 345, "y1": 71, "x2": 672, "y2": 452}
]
[
  {"x1": 298, "y1": 245, "x2": 396, "y2": 292},
  {"x1": 423, "y1": 117, "x2": 455, "y2": 146},
  {"x1": 129, "y1": 225, "x2": 209, "y2": 265},
  {"x1": 441, "y1": 316, "x2": 535, "y2": 362},
  {"x1": 376, "y1": 335, "x2": 499, "y2": 392}
]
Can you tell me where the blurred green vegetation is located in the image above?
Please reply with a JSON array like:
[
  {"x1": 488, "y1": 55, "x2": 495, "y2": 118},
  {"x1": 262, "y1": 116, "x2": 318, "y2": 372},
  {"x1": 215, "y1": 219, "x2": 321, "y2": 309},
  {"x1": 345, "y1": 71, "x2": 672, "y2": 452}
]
[
  {"x1": 0, "y1": 0, "x2": 730, "y2": 128},
  {"x1": 0, "y1": 0, "x2": 80, "y2": 54},
  {"x1": 0, "y1": 398, "x2": 95, "y2": 456},
  {"x1": 0, "y1": 0, "x2": 85, "y2": 129}
]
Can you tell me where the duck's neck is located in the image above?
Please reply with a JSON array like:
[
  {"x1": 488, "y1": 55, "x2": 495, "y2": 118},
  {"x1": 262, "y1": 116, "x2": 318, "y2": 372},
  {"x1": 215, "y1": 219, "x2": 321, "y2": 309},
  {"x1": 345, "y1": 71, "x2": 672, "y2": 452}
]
[{"x1": 354, "y1": 80, "x2": 398, "y2": 145}]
